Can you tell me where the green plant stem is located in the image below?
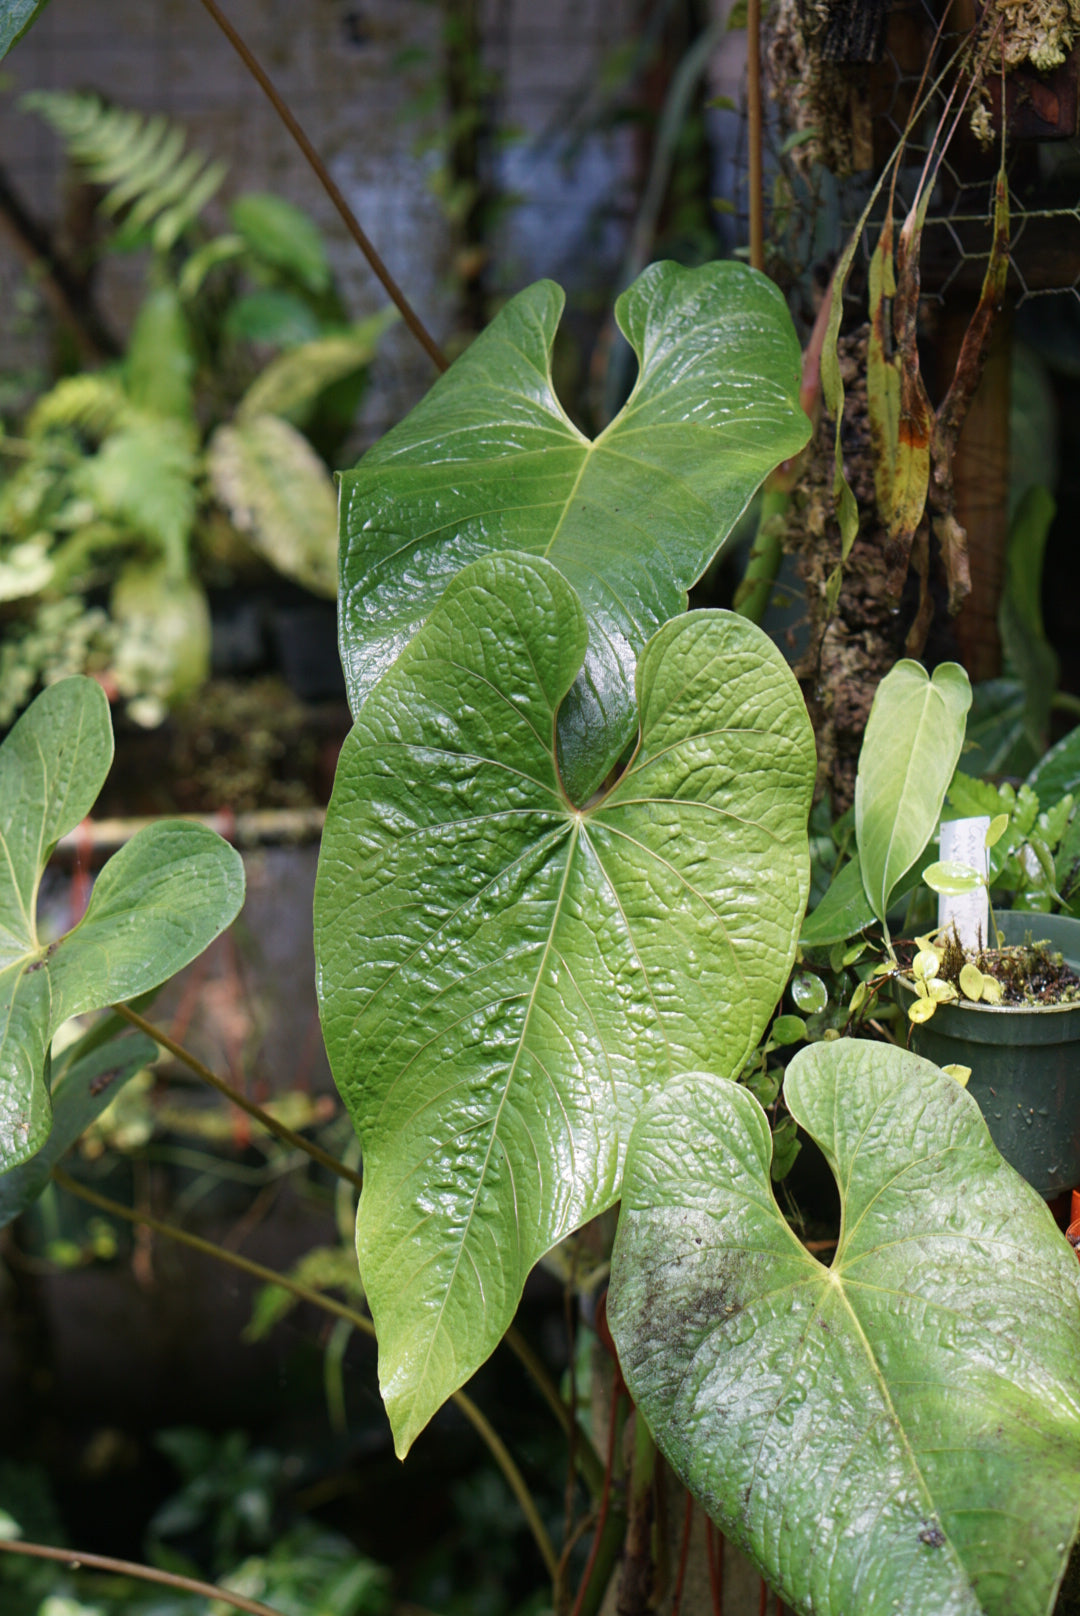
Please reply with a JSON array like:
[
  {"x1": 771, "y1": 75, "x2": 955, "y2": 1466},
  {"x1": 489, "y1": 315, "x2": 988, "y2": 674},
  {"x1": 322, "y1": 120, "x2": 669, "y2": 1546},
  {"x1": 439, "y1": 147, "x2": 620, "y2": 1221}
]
[
  {"x1": 505, "y1": 1323, "x2": 605, "y2": 1498},
  {"x1": 1051, "y1": 691, "x2": 1080, "y2": 720},
  {"x1": 51, "y1": 1167, "x2": 558, "y2": 1583},
  {"x1": 192, "y1": 0, "x2": 448, "y2": 373},
  {"x1": 112, "y1": 1002, "x2": 363, "y2": 1193},
  {"x1": 0, "y1": 1536, "x2": 285, "y2": 1616},
  {"x1": 735, "y1": 484, "x2": 791, "y2": 624}
]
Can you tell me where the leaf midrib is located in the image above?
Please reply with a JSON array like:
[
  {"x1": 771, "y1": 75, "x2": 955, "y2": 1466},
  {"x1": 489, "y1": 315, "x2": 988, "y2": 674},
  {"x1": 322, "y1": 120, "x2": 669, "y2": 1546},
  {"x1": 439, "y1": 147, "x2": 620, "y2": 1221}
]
[{"x1": 412, "y1": 820, "x2": 583, "y2": 1396}]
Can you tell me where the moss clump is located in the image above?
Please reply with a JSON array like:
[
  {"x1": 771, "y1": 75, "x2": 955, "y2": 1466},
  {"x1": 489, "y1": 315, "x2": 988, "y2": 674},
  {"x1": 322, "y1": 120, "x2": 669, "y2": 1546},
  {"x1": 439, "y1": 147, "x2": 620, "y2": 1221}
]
[{"x1": 929, "y1": 924, "x2": 1080, "y2": 1006}]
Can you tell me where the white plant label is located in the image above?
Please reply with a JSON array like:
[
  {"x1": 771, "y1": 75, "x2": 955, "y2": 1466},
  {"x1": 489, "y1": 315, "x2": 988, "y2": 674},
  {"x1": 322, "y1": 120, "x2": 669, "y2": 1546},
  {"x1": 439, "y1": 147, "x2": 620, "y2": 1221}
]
[{"x1": 939, "y1": 816, "x2": 990, "y2": 950}]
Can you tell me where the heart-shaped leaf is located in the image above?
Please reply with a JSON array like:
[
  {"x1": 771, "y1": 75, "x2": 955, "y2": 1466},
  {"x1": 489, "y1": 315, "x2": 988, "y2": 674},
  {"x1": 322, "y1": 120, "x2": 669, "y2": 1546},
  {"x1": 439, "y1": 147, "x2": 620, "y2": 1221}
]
[
  {"x1": 315, "y1": 552, "x2": 815, "y2": 1454},
  {"x1": 0, "y1": 0, "x2": 50, "y2": 60},
  {"x1": 0, "y1": 1023, "x2": 157, "y2": 1229},
  {"x1": 0, "y1": 677, "x2": 245, "y2": 1170},
  {"x1": 338, "y1": 259, "x2": 809, "y2": 805},
  {"x1": 609, "y1": 1039, "x2": 1080, "y2": 1616},
  {"x1": 856, "y1": 659, "x2": 972, "y2": 926}
]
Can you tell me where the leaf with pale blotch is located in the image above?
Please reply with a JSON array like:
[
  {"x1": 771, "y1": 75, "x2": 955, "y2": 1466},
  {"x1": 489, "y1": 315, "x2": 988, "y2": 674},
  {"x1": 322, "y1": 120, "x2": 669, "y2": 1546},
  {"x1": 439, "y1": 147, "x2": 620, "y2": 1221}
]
[
  {"x1": 209, "y1": 414, "x2": 338, "y2": 598},
  {"x1": 0, "y1": 677, "x2": 244, "y2": 1171},
  {"x1": 315, "y1": 552, "x2": 815, "y2": 1455},
  {"x1": 855, "y1": 659, "x2": 972, "y2": 925},
  {"x1": 609, "y1": 1039, "x2": 1080, "y2": 1616},
  {"x1": 338, "y1": 260, "x2": 809, "y2": 805}
]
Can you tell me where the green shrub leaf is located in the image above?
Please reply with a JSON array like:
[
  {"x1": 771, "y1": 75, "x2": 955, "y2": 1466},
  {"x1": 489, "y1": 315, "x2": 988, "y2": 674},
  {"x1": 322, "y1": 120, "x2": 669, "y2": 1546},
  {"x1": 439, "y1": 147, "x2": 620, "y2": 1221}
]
[
  {"x1": 315, "y1": 552, "x2": 815, "y2": 1454},
  {"x1": 609, "y1": 1038, "x2": 1080, "y2": 1616},
  {"x1": 236, "y1": 314, "x2": 393, "y2": 427},
  {"x1": 856, "y1": 660, "x2": 972, "y2": 925},
  {"x1": 230, "y1": 193, "x2": 331, "y2": 294},
  {"x1": 338, "y1": 260, "x2": 809, "y2": 804},
  {"x1": 0, "y1": 677, "x2": 244, "y2": 1170}
]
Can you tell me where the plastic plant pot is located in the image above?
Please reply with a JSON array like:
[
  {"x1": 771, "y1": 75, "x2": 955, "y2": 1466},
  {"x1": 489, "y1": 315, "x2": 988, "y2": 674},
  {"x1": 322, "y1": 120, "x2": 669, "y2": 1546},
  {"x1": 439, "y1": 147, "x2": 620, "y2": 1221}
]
[{"x1": 904, "y1": 910, "x2": 1080, "y2": 1199}]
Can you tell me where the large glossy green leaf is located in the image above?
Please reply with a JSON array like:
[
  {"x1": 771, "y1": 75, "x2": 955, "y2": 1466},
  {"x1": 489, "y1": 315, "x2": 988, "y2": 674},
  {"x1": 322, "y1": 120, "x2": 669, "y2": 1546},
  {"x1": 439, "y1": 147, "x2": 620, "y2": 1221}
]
[
  {"x1": 855, "y1": 659, "x2": 971, "y2": 925},
  {"x1": 0, "y1": 0, "x2": 50, "y2": 59},
  {"x1": 609, "y1": 1039, "x2": 1080, "y2": 1616},
  {"x1": 314, "y1": 552, "x2": 815, "y2": 1455},
  {"x1": 0, "y1": 1025, "x2": 156, "y2": 1228},
  {"x1": 338, "y1": 260, "x2": 809, "y2": 805},
  {"x1": 0, "y1": 677, "x2": 245, "y2": 1171}
]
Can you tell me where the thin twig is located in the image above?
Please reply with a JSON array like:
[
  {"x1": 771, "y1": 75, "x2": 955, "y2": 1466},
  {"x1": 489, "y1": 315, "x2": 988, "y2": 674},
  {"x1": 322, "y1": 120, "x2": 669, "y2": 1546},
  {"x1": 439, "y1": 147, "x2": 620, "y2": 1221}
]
[
  {"x1": 51, "y1": 1168, "x2": 557, "y2": 1583},
  {"x1": 0, "y1": 1537, "x2": 284, "y2": 1616},
  {"x1": 193, "y1": 0, "x2": 448, "y2": 372},
  {"x1": 747, "y1": 0, "x2": 763, "y2": 272},
  {"x1": 706, "y1": 1519, "x2": 724, "y2": 1616},
  {"x1": 112, "y1": 1002, "x2": 363, "y2": 1193}
]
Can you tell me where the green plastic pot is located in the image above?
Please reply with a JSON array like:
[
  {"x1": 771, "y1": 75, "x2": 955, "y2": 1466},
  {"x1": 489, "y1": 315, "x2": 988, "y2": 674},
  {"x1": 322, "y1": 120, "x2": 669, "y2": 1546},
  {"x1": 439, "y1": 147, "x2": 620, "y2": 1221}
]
[{"x1": 906, "y1": 910, "x2": 1080, "y2": 1199}]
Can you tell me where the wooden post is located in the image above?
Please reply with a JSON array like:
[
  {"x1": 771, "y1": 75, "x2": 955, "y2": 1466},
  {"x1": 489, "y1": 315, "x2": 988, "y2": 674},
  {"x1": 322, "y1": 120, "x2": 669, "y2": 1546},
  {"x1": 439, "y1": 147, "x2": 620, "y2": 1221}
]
[{"x1": 942, "y1": 304, "x2": 1013, "y2": 681}]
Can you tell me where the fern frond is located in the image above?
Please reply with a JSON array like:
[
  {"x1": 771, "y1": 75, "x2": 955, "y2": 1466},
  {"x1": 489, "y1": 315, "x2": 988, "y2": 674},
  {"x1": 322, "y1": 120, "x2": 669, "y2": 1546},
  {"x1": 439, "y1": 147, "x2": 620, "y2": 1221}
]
[
  {"x1": 22, "y1": 91, "x2": 227, "y2": 252},
  {"x1": 26, "y1": 373, "x2": 129, "y2": 440}
]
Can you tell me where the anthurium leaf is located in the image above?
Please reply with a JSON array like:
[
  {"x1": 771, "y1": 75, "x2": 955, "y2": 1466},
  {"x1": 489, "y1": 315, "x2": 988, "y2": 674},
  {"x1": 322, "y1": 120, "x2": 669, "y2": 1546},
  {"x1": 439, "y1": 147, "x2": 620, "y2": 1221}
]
[
  {"x1": 0, "y1": 677, "x2": 245, "y2": 1171},
  {"x1": 314, "y1": 551, "x2": 815, "y2": 1456},
  {"x1": 338, "y1": 260, "x2": 809, "y2": 805},
  {"x1": 0, "y1": 0, "x2": 50, "y2": 59},
  {"x1": 609, "y1": 1039, "x2": 1080, "y2": 1616},
  {"x1": 0, "y1": 1026, "x2": 156, "y2": 1229},
  {"x1": 856, "y1": 659, "x2": 972, "y2": 924},
  {"x1": 799, "y1": 856, "x2": 871, "y2": 945}
]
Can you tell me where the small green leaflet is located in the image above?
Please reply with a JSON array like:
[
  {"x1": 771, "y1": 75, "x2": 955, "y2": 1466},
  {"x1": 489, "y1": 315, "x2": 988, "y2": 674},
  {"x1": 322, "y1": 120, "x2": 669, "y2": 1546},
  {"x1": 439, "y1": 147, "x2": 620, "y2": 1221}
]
[
  {"x1": 609, "y1": 1039, "x2": 1080, "y2": 1616},
  {"x1": 338, "y1": 259, "x2": 809, "y2": 805},
  {"x1": 0, "y1": 677, "x2": 245, "y2": 1171},
  {"x1": 315, "y1": 552, "x2": 815, "y2": 1455}
]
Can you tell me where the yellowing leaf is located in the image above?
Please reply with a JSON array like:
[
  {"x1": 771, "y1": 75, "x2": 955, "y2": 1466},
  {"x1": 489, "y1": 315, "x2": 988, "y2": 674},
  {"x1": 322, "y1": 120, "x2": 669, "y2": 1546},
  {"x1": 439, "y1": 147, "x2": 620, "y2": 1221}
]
[
  {"x1": 981, "y1": 975, "x2": 1003, "y2": 1005},
  {"x1": 942, "y1": 1063, "x2": 972, "y2": 1086},
  {"x1": 908, "y1": 996, "x2": 936, "y2": 1023},
  {"x1": 912, "y1": 948, "x2": 940, "y2": 981},
  {"x1": 959, "y1": 962, "x2": 985, "y2": 1001}
]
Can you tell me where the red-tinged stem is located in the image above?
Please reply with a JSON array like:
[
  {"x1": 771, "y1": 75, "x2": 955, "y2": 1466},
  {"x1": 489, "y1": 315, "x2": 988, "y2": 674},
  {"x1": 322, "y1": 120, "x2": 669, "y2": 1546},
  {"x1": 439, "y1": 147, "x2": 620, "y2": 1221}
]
[
  {"x1": 670, "y1": 1490, "x2": 694, "y2": 1616},
  {"x1": 570, "y1": 1380, "x2": 621, "y2": 1616},
  {"x1": 706, "y1": 1519, "x2": 724, "y2": 1616}
]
